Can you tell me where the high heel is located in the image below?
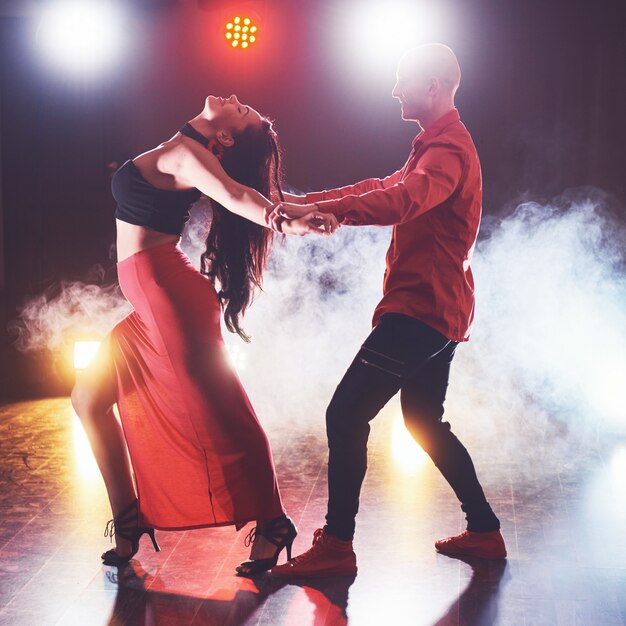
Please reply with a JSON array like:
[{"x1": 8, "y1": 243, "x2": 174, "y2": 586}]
[
  {"x1": 236, "y1": 514, "x2": 297, "y2": 576},
  {"x1": 101, "y1": 500, "x2": 161, "y2": 566}
]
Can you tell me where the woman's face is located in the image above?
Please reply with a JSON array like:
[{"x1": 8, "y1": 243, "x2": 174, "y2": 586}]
[{"x1": 206, "y1": 94, "x2": 263, "y2": 134}]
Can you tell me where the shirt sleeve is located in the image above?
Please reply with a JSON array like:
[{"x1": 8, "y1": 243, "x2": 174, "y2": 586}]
[
  {"x1": 304, "y1": 170, "x2": 403, "y2": 203},
  {"x1": 314, "y1": 145, "x2": 465, "y2": 226}
]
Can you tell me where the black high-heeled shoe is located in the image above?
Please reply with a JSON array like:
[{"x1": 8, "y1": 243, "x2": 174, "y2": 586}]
[
  {"x1": 236, "y1": 514, "x2": 298, "y2": 576},
  {"x1": 101, "y1": 500, "x2": 161, "y2": 566}
]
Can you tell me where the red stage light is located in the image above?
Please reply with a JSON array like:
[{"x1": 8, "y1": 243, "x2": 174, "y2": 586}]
[{"x1": 224, "y1": 15, "x2": 258, "y2": 49}]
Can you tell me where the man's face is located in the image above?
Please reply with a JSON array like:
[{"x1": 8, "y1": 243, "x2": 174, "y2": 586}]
[{"x1": 392, "y1": 63, "x2": 429, "y2": 122}]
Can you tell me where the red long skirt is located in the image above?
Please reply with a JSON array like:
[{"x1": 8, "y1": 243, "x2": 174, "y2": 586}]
[{"x1": 110, "y1": 243, "x2": 284, "y2": 530}]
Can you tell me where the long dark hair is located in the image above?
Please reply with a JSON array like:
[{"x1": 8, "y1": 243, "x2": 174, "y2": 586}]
[{"x1": 200, "y1": 119, "x2": 283, "y2": 342}]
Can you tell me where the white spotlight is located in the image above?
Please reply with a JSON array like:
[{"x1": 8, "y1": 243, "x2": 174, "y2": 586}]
[
  {"x1": 36, "y1": 1, "x2": 125, "y2": 76},
  {"x1": 350, "y1": 2, "x2": 441, "y2": 69},
  {"x1": 225, "y1": 341, "x2": 248, "y2": 372}
]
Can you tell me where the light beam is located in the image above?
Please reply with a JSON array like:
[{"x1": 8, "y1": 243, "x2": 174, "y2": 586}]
[
  {"x1": 347, "y1": 2, "x2": 442, "y2": 70},
  {"x1": 36, "y1": 0, "x2": 126, "y2": 76},
  {"x1": 73, "y1": 340, "x2": 101, "y2": 370}
]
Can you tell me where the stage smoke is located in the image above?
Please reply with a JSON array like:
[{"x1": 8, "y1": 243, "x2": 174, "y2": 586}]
[
  {"x1": 229, "y1": 225, "x2": 390, "y2": 433},
  {"x1": 452, "y1": 190, "x2": 626, "y2": 462},
  {"x1": 9, "y1": 272, "x2": 130, "y2": 354},
  {"x1": 10, "y1": 190, "x2": 625, "y2": 463},
  {"x1": 232, "y1": 190, "x2": 626, "y2": 463}
]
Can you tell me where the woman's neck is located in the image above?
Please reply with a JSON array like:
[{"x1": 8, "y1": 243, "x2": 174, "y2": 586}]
[{"x1": 187, "y1": 114, "x2": 215, "y2": 139}]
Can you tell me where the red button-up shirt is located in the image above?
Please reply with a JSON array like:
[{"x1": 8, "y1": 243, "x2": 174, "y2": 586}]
[{"x1": 306, "y1": 108, "x2": 482, "y2": 342}]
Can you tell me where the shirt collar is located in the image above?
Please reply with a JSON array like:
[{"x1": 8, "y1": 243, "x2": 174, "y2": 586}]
[{"x1": 412, "y1": 107, "x2": 460, "y2": 149}]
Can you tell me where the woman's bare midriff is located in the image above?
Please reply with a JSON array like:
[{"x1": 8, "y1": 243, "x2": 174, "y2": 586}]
[{"x1": 116, "y1": 220, "x2": 180, "y2": 263}]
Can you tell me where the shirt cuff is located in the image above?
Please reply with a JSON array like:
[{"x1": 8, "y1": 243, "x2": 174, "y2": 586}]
[
  {"x1": 304, "y1": 190, "x2": 327, "y2": 203},
  {"x1": 313, "y1": 199, "x2": 348, "y2": 223}
]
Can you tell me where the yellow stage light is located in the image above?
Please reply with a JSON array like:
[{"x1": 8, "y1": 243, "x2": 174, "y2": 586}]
[
  {"x1": 71, "y1": 412, "x2": 100, "y2": 480},
  {"x1": 224, "y1": 15, "x2": 259, "y2": 50},
  {"x1": 391, "y1": 413, "x2": 427, "y2": 474},
  {"x1": 73, "y1": 340, "x2": 101, "y2": 370}
]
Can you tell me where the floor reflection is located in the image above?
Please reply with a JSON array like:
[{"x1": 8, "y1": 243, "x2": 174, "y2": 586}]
[
  {"x1": 433, "y1": 556, "x2": 509, "y2": 626},
  {"x1": 0, "y1": 398, "x2": 625, "y2": 625},
  {"x1": 106, "y1": 561, "x2": 507, "y2": 626},
  {"x1": 106, "y1": 565, "x2": 356, "y2": 626}
]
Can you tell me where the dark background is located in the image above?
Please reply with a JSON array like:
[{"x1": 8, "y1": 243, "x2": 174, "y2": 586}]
[{"x1": 1, "y1": 0, "x2": 625, "y2": 398}]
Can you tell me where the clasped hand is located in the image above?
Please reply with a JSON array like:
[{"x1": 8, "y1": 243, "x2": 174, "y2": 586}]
[{"x1": 265, "y1": 202, "x2": 339, "y2": 236}]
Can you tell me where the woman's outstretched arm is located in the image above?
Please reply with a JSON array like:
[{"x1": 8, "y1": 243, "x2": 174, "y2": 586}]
[
  {"x1": 155, "y1": 141, "x2": 335, "y2": 235},
  {"x1": 161, "y1": 140, "x2": 274, "y2": 226}
]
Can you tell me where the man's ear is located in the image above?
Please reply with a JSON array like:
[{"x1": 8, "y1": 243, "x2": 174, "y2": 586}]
[{"x1": 216, "y1": 129, "x2": 234, "y2": 148}]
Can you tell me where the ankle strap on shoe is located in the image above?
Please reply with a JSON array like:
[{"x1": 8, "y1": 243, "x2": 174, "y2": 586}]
[
  {"x1": 244, "y1": 514, "x2": 295, "y2": 549},
  {"x1": 104, "y1": 499, "x2": 139, "y2": 542}
]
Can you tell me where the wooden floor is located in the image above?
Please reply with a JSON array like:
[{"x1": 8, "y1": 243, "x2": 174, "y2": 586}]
[{"x1": 0, "y1": 397, "x2": 625, "y2": 625}]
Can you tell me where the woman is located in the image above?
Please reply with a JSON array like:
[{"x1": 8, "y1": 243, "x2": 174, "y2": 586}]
[{"x1": 71, "y1": 94, "x2": 336, "y2": 575}]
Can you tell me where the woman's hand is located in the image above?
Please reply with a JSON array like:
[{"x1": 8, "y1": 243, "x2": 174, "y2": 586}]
[
  {"x1": 280, "y1": 211, "x2": 340, "y2": 236},
  {"x1": 265, "y1": 202, "x2": 317, "y2": 231}
]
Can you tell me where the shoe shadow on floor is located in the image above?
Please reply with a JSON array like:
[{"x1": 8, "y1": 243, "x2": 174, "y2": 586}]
[
  {"x1": 275, "y1": 574, "x2": 357, "y2": 626},
  {"x1": 105, "y1": 563, "x2": 296, "y2": 626},
  {"x1": 430, "y1": 556, "x2": 510, "y2": 626}
]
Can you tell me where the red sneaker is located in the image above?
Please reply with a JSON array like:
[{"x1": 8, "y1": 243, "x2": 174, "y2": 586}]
[
  {"x1": 270, "y1": 528, "x2": 357, "y2": 578},
  {"x1": 435, "y1": 530, "x2": 507, "y2": 559}
]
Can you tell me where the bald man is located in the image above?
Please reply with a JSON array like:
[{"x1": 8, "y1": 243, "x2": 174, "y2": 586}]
[{"x1": 269, "y1": 44, "x2": 506, "y2": 577}]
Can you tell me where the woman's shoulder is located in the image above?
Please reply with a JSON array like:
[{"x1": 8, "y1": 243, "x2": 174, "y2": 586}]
[{"x1": 133, "y1": 136, "x2": 188, "y2": 175}]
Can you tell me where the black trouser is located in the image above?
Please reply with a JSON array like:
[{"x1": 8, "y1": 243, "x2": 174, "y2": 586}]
[{"x1": 325, "y1": 313, "x2": 500, "y2": 541}]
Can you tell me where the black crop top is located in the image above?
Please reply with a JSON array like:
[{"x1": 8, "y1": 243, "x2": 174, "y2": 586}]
[{"x1": 112, "y1": 123, "x2": 210, "y2": 235}]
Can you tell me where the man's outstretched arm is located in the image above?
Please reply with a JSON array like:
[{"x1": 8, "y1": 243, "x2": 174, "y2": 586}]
[
  {"x1": 277, "y1": 171, "x2": 403, "y2": 206},
  {"x1": 269, "y1": 146, "x2": 464, "y2": 228},
  {"x1": 305, "y1": 170, "x2": 403, "y2": 203}
]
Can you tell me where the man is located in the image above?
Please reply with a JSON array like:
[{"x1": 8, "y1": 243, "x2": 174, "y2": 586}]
[{"x1": 267, "y1": 43, "x2": 506, "y2": 578}]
